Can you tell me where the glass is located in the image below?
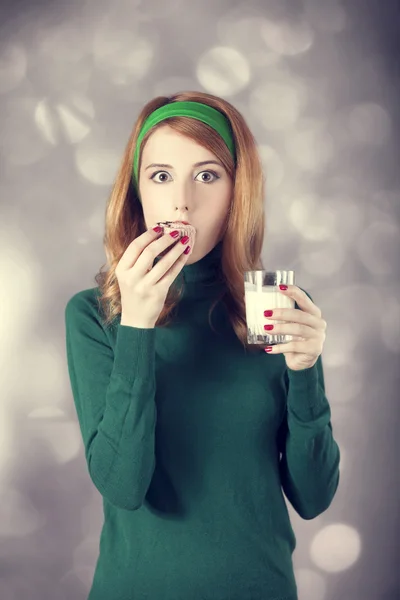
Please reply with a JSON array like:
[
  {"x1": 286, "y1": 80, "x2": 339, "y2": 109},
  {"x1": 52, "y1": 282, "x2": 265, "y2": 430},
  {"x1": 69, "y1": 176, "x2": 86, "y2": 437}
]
[{"x1": 244, "y1": 270, "x2": 295, "y2": 345}]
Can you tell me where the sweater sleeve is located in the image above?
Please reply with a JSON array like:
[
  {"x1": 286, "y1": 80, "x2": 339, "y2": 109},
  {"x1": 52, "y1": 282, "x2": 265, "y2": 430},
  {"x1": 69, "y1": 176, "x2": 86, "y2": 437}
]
[
  {"x1": 276, "y1": 290, "x2": 341, "y2": 520},
  {"x1": 64, "y1": 291, "x2": 157, "y2": 511}
]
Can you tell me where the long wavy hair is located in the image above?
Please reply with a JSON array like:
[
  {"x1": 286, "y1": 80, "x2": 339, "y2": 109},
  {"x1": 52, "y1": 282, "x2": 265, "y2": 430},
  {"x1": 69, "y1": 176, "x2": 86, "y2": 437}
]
[{"x1": 95, "y1": 91, "x2": 266, "y2": 354}]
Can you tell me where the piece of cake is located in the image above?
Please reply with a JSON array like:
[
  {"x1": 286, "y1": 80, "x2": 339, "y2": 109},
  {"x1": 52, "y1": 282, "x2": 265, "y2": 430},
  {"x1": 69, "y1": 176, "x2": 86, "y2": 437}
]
[{"x1": 155, "y1": 221, "x2": 196, "y2": 258}]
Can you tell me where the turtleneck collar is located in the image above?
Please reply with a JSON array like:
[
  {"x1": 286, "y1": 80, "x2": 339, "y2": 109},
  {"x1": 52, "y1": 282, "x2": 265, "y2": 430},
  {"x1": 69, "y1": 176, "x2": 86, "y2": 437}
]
[
  {"x1": 152, "y1": 240, "x2": 225, "y2": 302},
  {"x1": 173, "y1": 240, "x2": 226, "y2": 300},
  {"x1": 180, "y1": 240, "x2": 223, "y2": 284}
]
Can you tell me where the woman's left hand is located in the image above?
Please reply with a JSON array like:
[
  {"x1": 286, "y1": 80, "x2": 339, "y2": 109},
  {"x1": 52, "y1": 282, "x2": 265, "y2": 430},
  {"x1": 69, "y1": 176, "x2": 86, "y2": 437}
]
[{"x1": 264, "y1": 285, "x2": 327, "y2": 371}]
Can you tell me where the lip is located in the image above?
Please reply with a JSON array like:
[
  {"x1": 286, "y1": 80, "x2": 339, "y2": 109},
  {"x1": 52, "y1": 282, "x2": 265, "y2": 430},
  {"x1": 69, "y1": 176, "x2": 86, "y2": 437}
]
[{"x1": 176, "y1": 220, "x2": 190, "y2": 225}]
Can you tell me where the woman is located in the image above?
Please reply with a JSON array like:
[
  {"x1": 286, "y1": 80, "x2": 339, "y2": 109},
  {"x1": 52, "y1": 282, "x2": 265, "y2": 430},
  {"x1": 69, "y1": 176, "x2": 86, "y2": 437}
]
[{"x1": 65, "y1": 90, "x2": 340, "y2": 600}]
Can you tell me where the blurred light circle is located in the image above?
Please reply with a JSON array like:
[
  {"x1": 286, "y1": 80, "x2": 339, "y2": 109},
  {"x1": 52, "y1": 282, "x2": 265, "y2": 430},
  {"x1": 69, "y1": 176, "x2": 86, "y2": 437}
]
[
  {"x1": 60, "y1": 566, "x2": 94, "y2": 595},
  {"x1": 310, "y1": 524, "x2": 361, "y2": 572},
  {"x1": 284, "y1": 121, "x2": 334, "y2": 171},
  {"x1": 337, "y1": 443, "x2": 345, "y2": 472},
  {"x1": 0, "y1": 405, "x2": 13, "y2": 475},
  {"x1": 371, "y1": 190, "x2": 400, "y2": 218},
  {"x1": 74, "y1": 566, "x2": 96, "y2": 588},
  {"x1": 323, "y1": 195, "x2": 365, "y2": 245},
  {"x1": 35, "y1": 95, "x2": 94, "y2": 145},
  {"x1": 261, "y1": 18, "x2": 314, "y2": 56},
  {"x1": 288, "y1": 193, "x2": 336, "y2": 241},
  {"x1": 217, "y1": 16, "x2": 281, "y2": 68},
  {"x1": 249, "y1": 50, "x2": 281, "y2": 68},
  {"x1": 0, "y1": 489, "x2": 43, "y2": 537},
  {"x1": 294, "y1": 568, "x2": 326, "y2": 600},
  {"x1": 93, "y1": 28, "x2": 154, "y2": 85},
  {"x1": 357, "y1": 221, "x2": 400, "y2": 276},
  {"x1": 347, "y1": 102, "x2": 392, "y2": 145},
  {"x1": 258, "y1": 144, "x2": 285, "y2": 191},
  {"x1": 299, "y1": 235, "x2": 346, "y2": 276},
  {"x1": 28, "y1": 407, "x2": 66, "y2": 419},
  {"x1": 196, "y1": 46, "x2": 250, "y2": 96},
  {"x1": 80, "y1": 502, "x2": 104, "y2": 537},
  {"x1": 14, "y1": 339, "x2": 65, "y2": 407},
  {"x1": 88, "y1": 207, "x2": 108, "y2": 237},
  {"x1": 322, "y1": 322, "x2": 358, "y2": 367},
  {"x1": 0, "y1": 98, "x2": 50, "y2": 166},
  {"x1": 129, "y1": 0, "x2": 182, "y2": 18},
  {"x1": 381, "y1": 293, "x2": 400, "y2": 353},
  {"x1": 34, "y1": 21, "x2": 92, "y2": 63},
  {"x1": 28, "y1": 420, "x2": 82, "y2": 465},
  {"x1": 73, "y1": 536, "x2": 100, "y2": 568},
  {"x1": 0, "y1": 226, "x2": 42, "y2": 422},
  {"x1": 250, "y1": 80, "x2": 307, "y2": 131},
  {"x1": 30, "y1": 21, "x2": 92, "y2": 90},
  {"x1": 320, "y1": 284, "x2": 384, "y2": 367},
  {"x1": 153, "y1": 76, "x2": 199, "y2": 97},
  {"x1": 75, "y1": 135, "x2": 121, "y2": 185},
  {"x1": 0, "y1": 574, "x2": 50, "y2": 600},
  {"x1": 304, "y1": 0, "x2": 348, "y2": 33},
  {"x1": 0, "y1": 44, "x2": 27, "y2": 94}
]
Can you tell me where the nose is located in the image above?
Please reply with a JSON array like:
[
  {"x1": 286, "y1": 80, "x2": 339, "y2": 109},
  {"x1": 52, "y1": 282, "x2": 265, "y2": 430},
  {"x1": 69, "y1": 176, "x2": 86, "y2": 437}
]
[{"x1": 172, "y1": 179, "x2": 192, "y2": 214}]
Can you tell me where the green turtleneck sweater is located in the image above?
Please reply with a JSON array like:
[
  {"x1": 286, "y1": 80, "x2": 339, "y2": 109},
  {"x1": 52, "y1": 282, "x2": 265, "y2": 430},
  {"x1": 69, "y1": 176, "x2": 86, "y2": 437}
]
[{"x1": 65, "y1": 241, "x2": 340, "y2": 600}]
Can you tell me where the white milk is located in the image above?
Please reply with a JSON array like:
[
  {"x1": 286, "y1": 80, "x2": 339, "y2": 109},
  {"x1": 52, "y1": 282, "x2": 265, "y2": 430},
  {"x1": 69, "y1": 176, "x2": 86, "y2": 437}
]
[{"x1": 244, "y1": 284, "x2": 295, "y2": 344}]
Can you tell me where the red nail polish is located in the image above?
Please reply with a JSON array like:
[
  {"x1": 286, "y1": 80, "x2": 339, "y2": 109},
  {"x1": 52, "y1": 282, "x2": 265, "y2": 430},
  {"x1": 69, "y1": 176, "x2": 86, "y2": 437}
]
[
  {"x1": 265, "y1": 347, "x2": 273, "y2": 352},
  {"x1": 264, "y1": 310, "x2": 273, "y2": 317},
  {"x1": 279, "y1": 284, "x2": 288, "y2": 291}
]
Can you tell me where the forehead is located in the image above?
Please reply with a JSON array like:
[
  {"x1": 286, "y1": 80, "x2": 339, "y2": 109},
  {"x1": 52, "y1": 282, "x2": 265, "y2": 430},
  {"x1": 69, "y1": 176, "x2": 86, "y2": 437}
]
[{"x1": 141, "y1": 125, "x2": 211, "y2": 158}]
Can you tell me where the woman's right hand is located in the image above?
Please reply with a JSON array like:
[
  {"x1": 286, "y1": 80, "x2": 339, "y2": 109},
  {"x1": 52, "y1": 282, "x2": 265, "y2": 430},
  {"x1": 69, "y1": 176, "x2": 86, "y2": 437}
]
[{"x1": 115, "y1": 227, "x2": 193, "y2": 328}]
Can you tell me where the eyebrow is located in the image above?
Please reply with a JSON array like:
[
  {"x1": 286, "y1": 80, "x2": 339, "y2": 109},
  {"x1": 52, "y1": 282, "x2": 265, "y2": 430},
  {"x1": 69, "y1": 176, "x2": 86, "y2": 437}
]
[{"x1": 145, "y1": 160, "x2": 223, "y2": 171}]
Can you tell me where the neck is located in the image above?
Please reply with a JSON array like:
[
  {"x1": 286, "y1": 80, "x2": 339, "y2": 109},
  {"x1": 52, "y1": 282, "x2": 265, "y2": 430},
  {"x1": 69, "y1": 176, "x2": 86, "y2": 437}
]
[
  {"x1": 152, "y1": 240, "x2": 225, "y2": 301},
  {"x1": 182, "y1": 241, "x2": 223, "y2": 282},
  {"x1": 174, "y1": 240, "x2": 226, "y2": 299}
]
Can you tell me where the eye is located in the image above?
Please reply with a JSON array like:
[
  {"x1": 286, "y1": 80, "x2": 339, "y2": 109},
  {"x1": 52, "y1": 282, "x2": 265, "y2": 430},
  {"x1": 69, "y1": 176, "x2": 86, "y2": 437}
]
[
  {"x1": 150, "y1": 171, "x2": 171, "y2": 183},
  {"x1": 195, "y1": 170, "x2": 220, "y2": 183},
  {"x1": 149, "y1": 170, "x2": 221, "y2": 184}
]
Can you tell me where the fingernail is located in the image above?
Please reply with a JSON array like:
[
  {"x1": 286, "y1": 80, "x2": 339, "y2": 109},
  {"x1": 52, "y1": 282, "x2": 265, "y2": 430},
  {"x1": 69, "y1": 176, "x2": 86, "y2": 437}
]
[
  {"x1": 153, "y1": 226, "x2": 163, "y2": 233},
  {"x1": 264, "y1": 310, "x2": 273, "y2": 317},
  {"x1": 183, "y1": 245, "x2": 191, "y2": 255},
  {"x1": 279, "y1": 285, "x2": 288, "y2": 291},
  {"x1": 265, "y1": 347, "x2": 273, "y2": 353}
]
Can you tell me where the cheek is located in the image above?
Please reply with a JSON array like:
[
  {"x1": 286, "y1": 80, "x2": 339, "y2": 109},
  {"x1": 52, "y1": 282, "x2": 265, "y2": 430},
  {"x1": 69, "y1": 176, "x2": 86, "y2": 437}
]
[
  {"x1": 201, "y1": 183, "x2": 231, "y2": 210},
  {"x1": 138, "y1": 182, "x2": 166, "y2": 207},
  {"x1": 139, "y1": 179, "x2": 154, "y2": 195}
]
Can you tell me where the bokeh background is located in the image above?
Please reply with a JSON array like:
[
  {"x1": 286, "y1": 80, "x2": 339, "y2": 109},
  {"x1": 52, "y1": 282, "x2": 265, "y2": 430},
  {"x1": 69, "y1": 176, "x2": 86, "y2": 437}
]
[{"x1": 1, "y1": 0, "x2": 399, "y2": 598}]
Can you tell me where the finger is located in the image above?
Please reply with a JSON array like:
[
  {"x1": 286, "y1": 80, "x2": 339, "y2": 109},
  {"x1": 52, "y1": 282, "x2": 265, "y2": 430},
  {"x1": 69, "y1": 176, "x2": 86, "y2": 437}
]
[
  {"x1": 121, "y1": 229, "x2": 182, "y2": 277},
  {"x1": 146, "y1": 237, "x2": 191, "y2": 286},
  {"x1": 269, "y1": 321, "x2": 320, "y2": 339},
  {"x1": 279, "y1": 285, "x2": 322, "y2": 317},
  {"x1": 266, "y1": 308, "x2": 325, "y2": 331},
  {"x1": 264, "y1": 340, "x2": 315, "y2": 354},
  {"x1": 116, "y1": 226, "x2": 163, "y2": 273},
  {"x1": 137, "y1": 232, "x2": 188, "y2": 277}
]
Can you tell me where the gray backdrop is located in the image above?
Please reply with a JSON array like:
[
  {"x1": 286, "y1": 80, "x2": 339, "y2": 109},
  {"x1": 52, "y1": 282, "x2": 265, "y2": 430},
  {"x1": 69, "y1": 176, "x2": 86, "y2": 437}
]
[{"x1": 0, "y1": 0, "x2": 399, "y2": 598}]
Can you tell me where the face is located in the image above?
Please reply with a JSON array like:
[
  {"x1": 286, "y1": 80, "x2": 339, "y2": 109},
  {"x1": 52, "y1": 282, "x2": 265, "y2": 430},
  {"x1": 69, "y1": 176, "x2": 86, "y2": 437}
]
[{"x1": 138, "y1": 125, "x2": 233, "y2": 264}]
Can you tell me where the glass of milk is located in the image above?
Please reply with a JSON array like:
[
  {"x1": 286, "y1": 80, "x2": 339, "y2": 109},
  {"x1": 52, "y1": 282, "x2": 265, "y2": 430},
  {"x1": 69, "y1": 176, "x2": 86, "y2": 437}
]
[{"x1": 244, "y1": 270, "x2": 295, "y2": 345}]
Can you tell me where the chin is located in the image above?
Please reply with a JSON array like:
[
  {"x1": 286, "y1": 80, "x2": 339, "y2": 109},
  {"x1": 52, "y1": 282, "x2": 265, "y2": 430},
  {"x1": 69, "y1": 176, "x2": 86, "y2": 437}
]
[
  {"x1": 185, "y1": 249, "x2": 197, "y2": 265},
  {"x1": 185, "y1": 242, "x2": 213, "y2": 265}
]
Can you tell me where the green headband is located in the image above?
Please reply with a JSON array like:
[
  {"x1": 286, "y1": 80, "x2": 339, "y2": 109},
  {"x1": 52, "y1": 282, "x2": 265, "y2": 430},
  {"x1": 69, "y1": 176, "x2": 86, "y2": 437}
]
[{"x1": 132, "y1": 101, "x2": 236, "y2": 189}]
